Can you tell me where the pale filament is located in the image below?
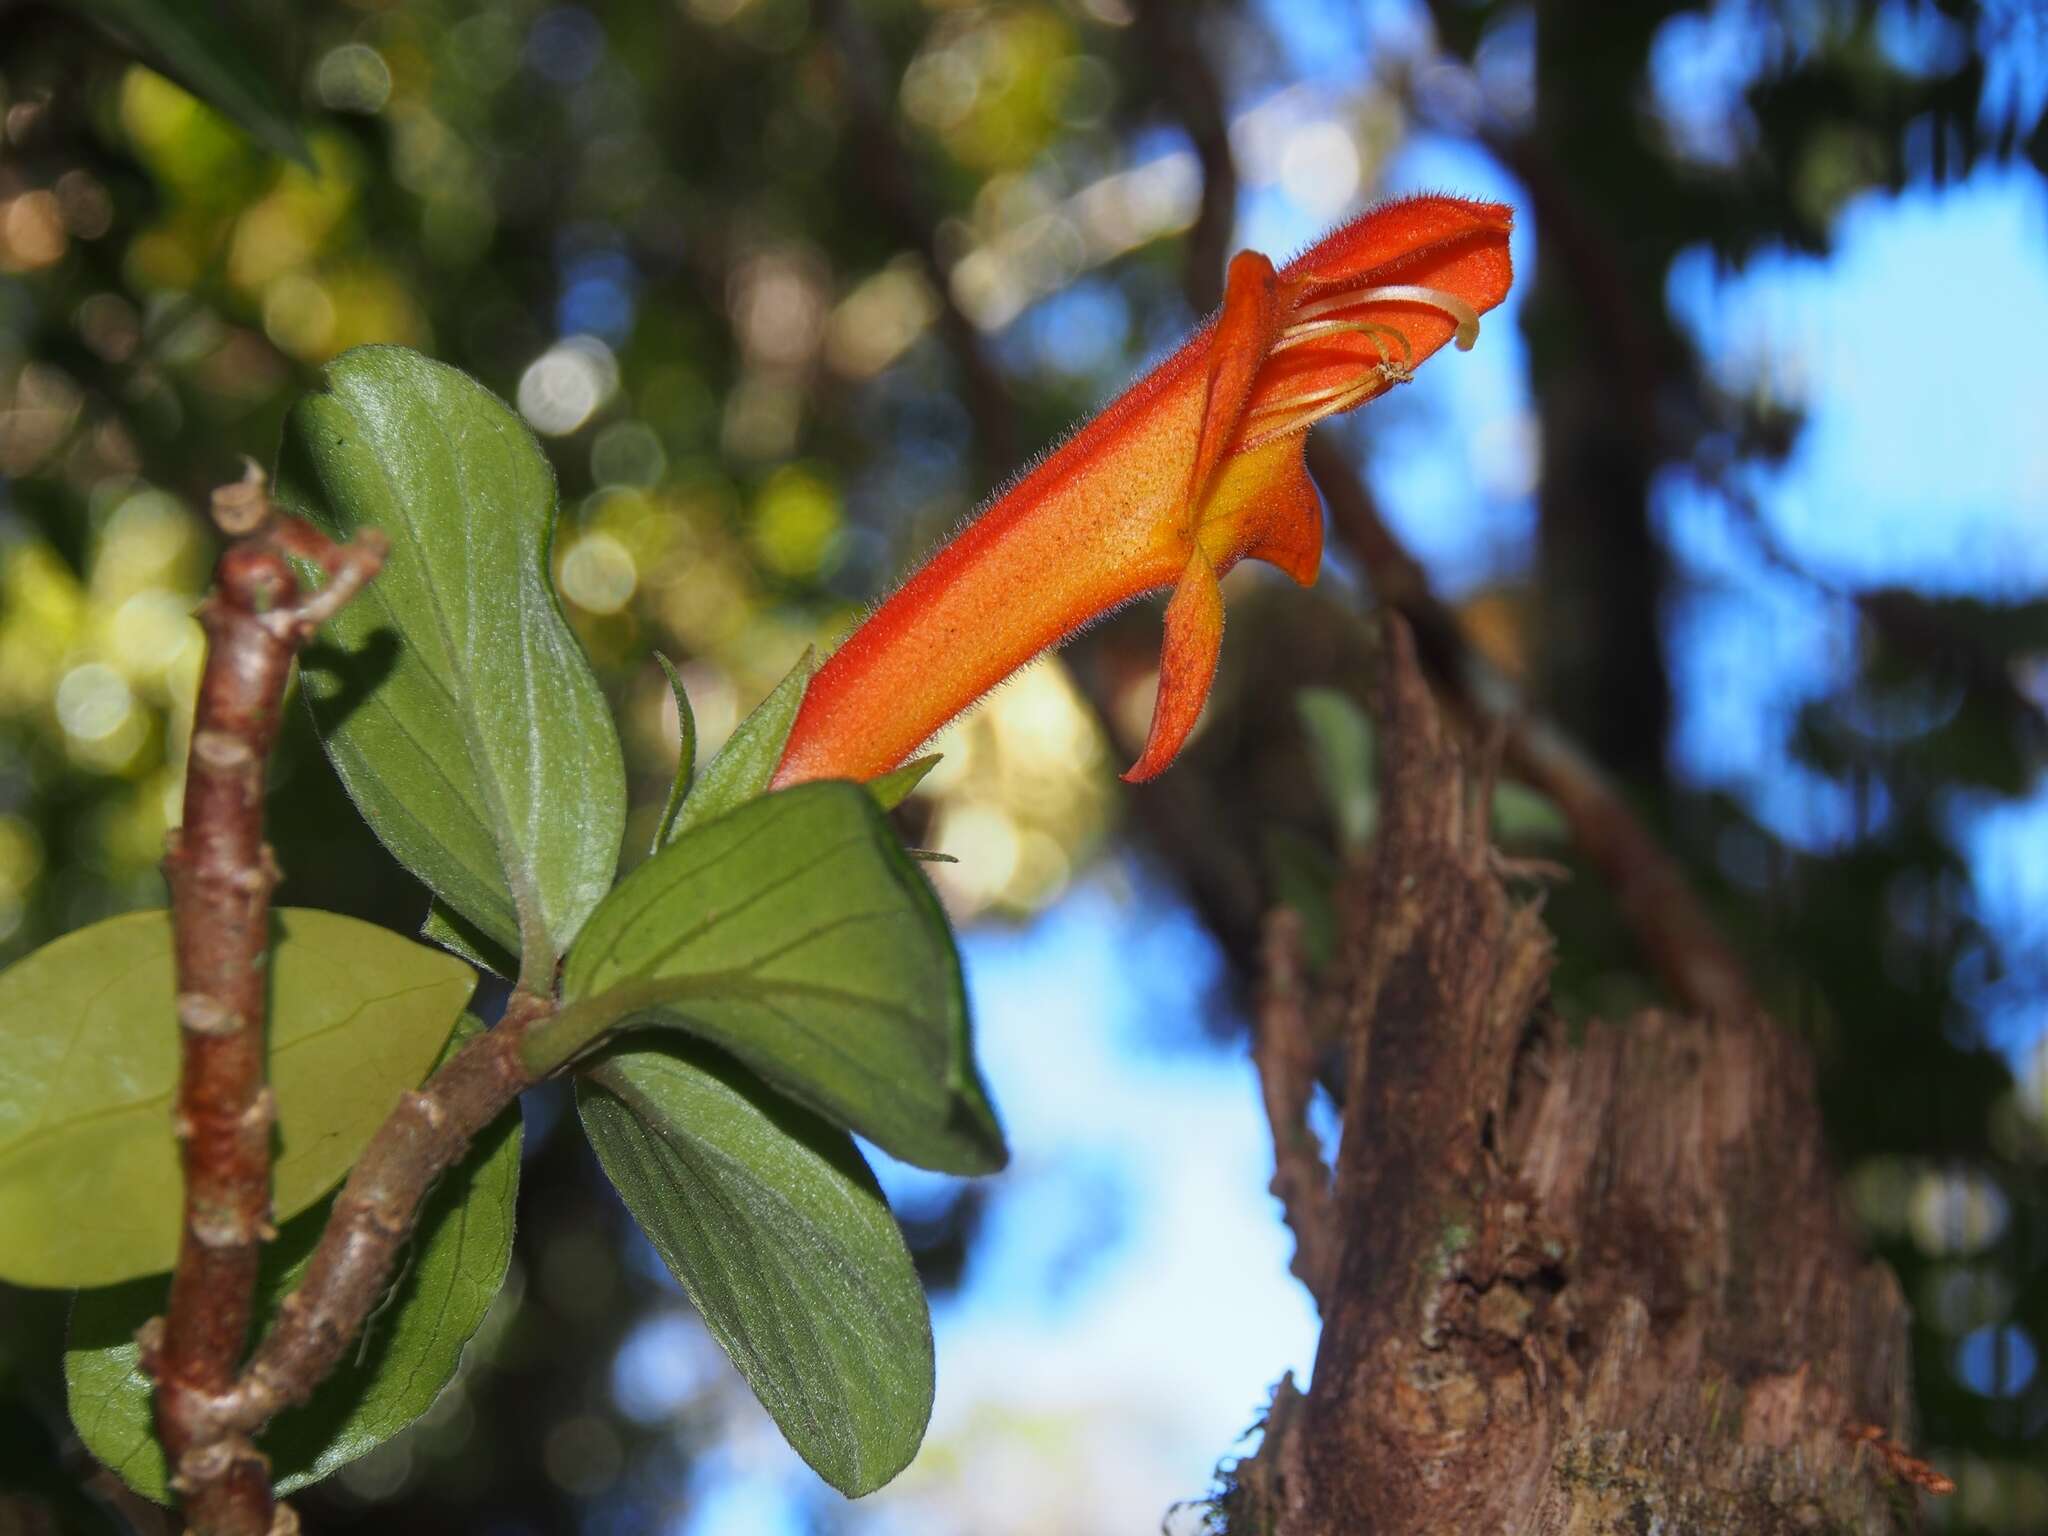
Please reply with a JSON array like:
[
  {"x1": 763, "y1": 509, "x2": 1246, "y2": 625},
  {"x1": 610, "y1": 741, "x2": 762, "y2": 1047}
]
[
  {"x1": 1234, "y1": 282, "x2": 1484, "y2": 449},
  {"x1": 1248, "y1": 376, "x2": 1382, "y2": 418},
  {"x1": 1285, "y1": 282, "x2": 1481, "y2": 352},
  {"x1": 1239, "y1": 369, "x2": 1396, "y2": 449},
  {"x1": 1269, "y1": 318, "x2": 1412, "y2": 368}
]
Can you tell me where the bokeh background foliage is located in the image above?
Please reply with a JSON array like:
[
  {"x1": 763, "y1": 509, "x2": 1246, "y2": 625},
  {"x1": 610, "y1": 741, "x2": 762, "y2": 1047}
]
[{"x1": 1, "y1": 0, "x2": 2045, "y2": 1531}]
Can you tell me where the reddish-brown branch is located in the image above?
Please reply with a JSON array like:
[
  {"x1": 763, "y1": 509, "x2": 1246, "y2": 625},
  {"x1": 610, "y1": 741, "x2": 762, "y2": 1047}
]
[
  {"x1": 1309, "y1": 445, "x2": 1760, "y2": 1020},
  {"x1": 1253, "y1": 909, "x2": 1338, "y2": 1309},
  {"x1": 215, "y1": 993, "x2": 545, "y2": 1438},
  {"x1": 148, "y1": 467, "x2": 557, "y2": 1522},
  {"x1": 1135, "y1": 0, "x2": 1238, "y2": 315},
  {"x1": 144, "y1": 464, "x2": 384, "y2": 1536}
]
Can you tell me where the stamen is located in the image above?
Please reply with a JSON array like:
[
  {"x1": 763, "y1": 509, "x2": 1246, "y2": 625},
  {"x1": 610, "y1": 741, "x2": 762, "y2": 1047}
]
[
  {"x1": 1269, "y1": 319, "x2": 1411, "y2": 369},
  {"x1": 1241, "y1": 367, "x2": 1403, "y2": 448},
  {"x1": 1237, "y1": 283, "x2": 1480, "y2": 452},
  {"x1": 1248, "y1": 378, "x2": 1368, "y2": 417},
  {"x1": 1287, "y1": 283, "x2": 1482, "y2": 351}
]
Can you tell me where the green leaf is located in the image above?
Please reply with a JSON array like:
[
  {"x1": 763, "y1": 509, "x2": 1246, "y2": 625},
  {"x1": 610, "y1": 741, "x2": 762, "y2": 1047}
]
[
  {"x1": 553, "y1": 783, "x2": 1004, "y2": 1175},
  {"x1": 72, "y1": 0, "x2": 311, "y2": 166},
  {"x1": 67, "y1": 1016, "x2": 521, "y2": 1503},
  {"x1": 1296, "y1": 687, "x2": 1376, "y2": 850},
  {"x1": 865, "y1": 755, "x2": 940, "y2": 812},
  {"x1": 663, "y1": 649, "x2": 814, "y2": 846},
  {"x1": 651, "y1": 652, "x2": 698, "y2": 855},
  {"x1": 1492, "y1": 781, "x2": 1569, "y2": 843},
  {"x1": 0, "y1": 908, "x2": 473, "y2": 1288},
  {"x1": 420, "y1": 898, "x2": 517, "y2": 980},
  {"x1": 1262, "y1": 827, "x2": 1338, "y2": 972},
  {"x1": 579, "y1": 1039, "x2": 931, "y2": 1496},
  {"x1": 277, "y1": 346, "x2": 627, "y2": 984}
]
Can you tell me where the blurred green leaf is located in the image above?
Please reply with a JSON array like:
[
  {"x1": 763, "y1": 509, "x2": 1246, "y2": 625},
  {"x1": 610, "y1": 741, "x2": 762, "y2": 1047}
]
[
  {"x1": 0, "y1": 908, "x2": 471, "y2": 1288},
  {"x1": 72, "y1": 0, "x2": 311, "y2": 166},
  {"x1": 279, "y1": 346, "x2": 627, "y2": 985},
  {"x1": 67, "y1": 1016, "x2": 521, "y2": 1502},
  {"x1": 1296, "y1": 687, "x2": 1376, "y2": 851},
  {"x1": 1263, "y1": 827, "x2": 1339, "y2": 973},
  {"x1": 558, "y1": 783, "x2": 1005, "y2": 1175},
  {"x1": 664, "y1": 648, "x2": 813, "y2": 846},
  {"x1": 652, "y1": 652, "x2": 698, "y2": 854},
  {"x1": 579, "y1": 1039, "x2": 931, "y2": 1496},
  {"x1": 1491, "y1": 782, "x2": 1568, "y2": 843}
]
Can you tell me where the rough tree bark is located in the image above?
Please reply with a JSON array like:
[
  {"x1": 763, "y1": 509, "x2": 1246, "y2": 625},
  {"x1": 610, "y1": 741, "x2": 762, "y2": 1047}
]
[{"x1": 1230, "y1": 621, "x2": 1933, "y2": 1535}]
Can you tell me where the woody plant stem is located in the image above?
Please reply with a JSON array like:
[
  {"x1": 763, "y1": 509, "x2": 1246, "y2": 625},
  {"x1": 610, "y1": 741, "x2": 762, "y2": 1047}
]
[
  {"x1": 143, "y1": 464, "x2": 387, "y2": 1536},
  {"x1": 147, "y1": 467, "x2": 580, "y2": 1536}
]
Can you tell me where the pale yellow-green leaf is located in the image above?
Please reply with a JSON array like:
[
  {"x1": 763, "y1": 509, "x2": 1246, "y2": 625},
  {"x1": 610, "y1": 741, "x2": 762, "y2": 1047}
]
[{"x1": 0, "y1": 908, "x2": 473, "y2": 1287}]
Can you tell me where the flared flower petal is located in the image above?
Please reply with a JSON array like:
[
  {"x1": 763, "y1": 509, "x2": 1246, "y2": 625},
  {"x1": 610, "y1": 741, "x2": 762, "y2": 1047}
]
[{"x1": 771, "y1": 195, "x2": 1514, "y2": 790}]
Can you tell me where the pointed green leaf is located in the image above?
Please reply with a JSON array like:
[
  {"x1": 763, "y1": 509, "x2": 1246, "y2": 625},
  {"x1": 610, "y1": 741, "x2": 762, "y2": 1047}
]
[
  {"x1": 579, "y1": 1039, "x2": 931, "y2": 1496},
  {"x1": 277, "y1": 346, "x2": 627, "y2": 984},
  {"x1": 553, "y1": 783, "x2": 1004, "y2": 1175},
  {"x1": 0, "y1": 908, "x2": 472, "y2": 1288},
  {"x1": 72, "y1": 0, "x2": 311, "y2": 166},
  {"x1": 421, "y1": 898, "x2": 517, "y2": 980},
  {"x1": 664, "y1": 649, "x2": 814, "y2": 846},
  {"x1": 652, "y1": 652, "x2": 698, "y2": 855},
  {"x1": 67, "y1": 1016, "x2": 521, "y2": 1502},
  {"x1": 1296, "y1": 686, "x2": 1376, "y2": 850},
  {"x1": 865, "y1": 755, "x2": 940, "y2": 812}
]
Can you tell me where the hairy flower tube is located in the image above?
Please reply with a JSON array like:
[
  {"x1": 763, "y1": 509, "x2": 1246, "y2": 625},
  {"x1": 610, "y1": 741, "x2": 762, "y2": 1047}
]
[{"x1": 772, "y1": 195, "x2": 1514, "y2": 788}]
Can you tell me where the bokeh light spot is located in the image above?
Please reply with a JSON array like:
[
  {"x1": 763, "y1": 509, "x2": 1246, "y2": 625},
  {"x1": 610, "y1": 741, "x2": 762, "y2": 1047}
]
[
  {"x1": 590, "y1": 420, "x2": 667, "y2": 489},
  {"x1": 1279, "y1": 120, "x2": 1362, "y2": 218},
  {"x1": 1909, "y1": 1168, "x2": 2010, "y2": 1257},
  {"x1": 611, "y1": 1312, "x2": 722, "y2": 1424},
  {"x1": 527, "y1": 9, "x2": 607, "y2": 87},
  {"x1": 1955, "y1": 1323, "x2": 2038, "y2": 1399},
  {"x1": 542, "y1": 1413, "x2": 623, "y2": 1496},
  {"x1": 262, "y1": 273, "x2": 338, "y2": 359},
  {"x1": 560, "y1": 531, "x2": 639, "y2": 614},
  {"x1": 315, "y1": 44, "x2": 394, "y2": 114},
  {"x1": 56, "y1": 663, "x2": 135, "y2": 743},
  {"x1": 749, "y1": 467, "x2": 842, "y2": 579},
  {"x1": 518, "y1": 336, "x2": 618, "y2": 436},
  {"x1": 0, "y1": 191, "x2": 67, "y2": 272}
]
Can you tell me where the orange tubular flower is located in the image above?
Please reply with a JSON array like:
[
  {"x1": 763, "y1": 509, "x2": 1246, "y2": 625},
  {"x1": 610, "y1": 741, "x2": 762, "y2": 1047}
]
[{"x1": 772, "y1": 194, "x2": 1514, "y2": 789}]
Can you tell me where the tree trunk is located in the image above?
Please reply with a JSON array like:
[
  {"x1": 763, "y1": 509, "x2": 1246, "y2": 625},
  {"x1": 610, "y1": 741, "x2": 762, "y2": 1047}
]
[
  {"x1": 1527, "y1": 0, "x2": 1671, "y2": 791},
  {"x1": 1229, "y1": 621, "x2": 1924, "y2": 1535}
]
